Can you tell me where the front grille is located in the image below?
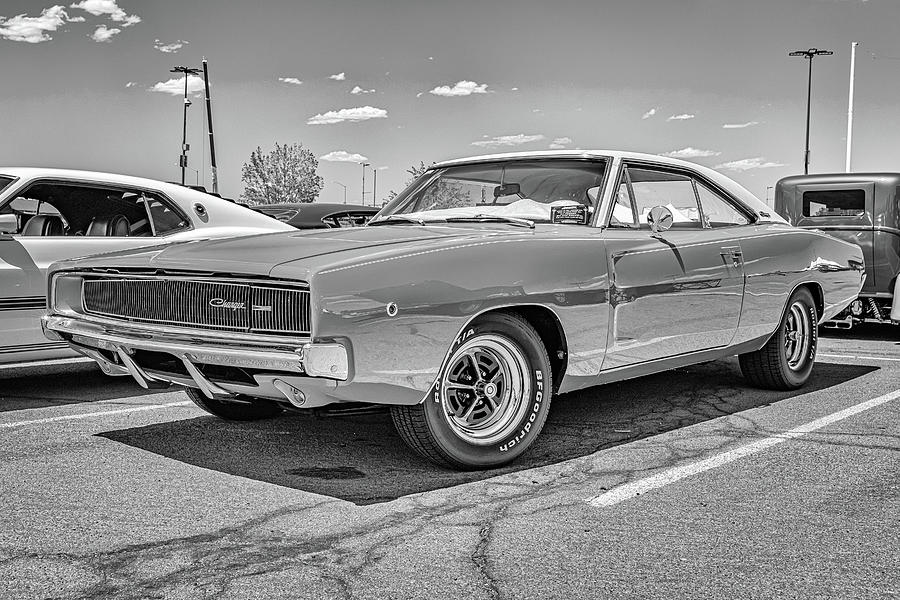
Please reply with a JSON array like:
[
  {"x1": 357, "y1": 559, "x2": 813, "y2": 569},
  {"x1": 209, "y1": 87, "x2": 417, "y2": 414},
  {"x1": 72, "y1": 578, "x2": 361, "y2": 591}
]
[{"x1": 82, "y1": 277, "x2": 310, "y2": 336}]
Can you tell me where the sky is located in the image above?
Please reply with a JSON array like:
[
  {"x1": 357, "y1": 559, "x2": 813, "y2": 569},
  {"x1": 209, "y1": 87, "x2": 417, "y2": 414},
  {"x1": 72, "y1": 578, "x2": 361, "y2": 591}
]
[{"x1": 1, "y1": 0, "x2": 899, "y2": 206}]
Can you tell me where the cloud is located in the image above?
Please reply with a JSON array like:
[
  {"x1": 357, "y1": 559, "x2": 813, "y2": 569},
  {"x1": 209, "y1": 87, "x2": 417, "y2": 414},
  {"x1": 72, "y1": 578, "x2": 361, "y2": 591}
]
[
  {"x1": 149, "y1": 74, "x2": 205, "y2": 96},
  {"x1": 278, "y1": 77, "x2": 303, "y2": 85},
  {"x1": 471, "y1": 134, "x2": 545, "y2": 148},
  {"x1": 307, "y1": 106, "x2": 388, "y2": 125},
  {"x1": 328, "y1": 72, "x2": 346, "y2": 81},
  {"x1": 715, "y1": 157, "x2": 786, "y2": 171},
  {"x1": 549, "y1": 137, "x2": 573, "y2": 149},
  {"x1": 642, "y1": 107, "x2": 658, "y2": 119},
  {"x1": 350, "y1": 85, "x2": 375, "y2": 94},
  {"x1": 510, "y1": 87, "x2": 519, "y2": 91},
  {"x1": 68, "y1": 15, "x2": 85, "y2": 22},
  {"x1": 89, "y1": 23, "x2": 119, "y2": 41},
  {"x1": 70, "y1": 0, "x2": 140, "y2": 26},
  {"x1": 667, "y1": 113, "x2": 695, "y2": 121},
  {"x1": 722, "y1": 121, "x2": 760, "y2": 129},
  {"x1": 662, "y1": 147, "x2": 721, "y2": 159},
  {"x1": 319, "y1": 150, "x2": 369, "y2": 163},
  {"x1": 416, "y1": 92, "x2": 424, "y2": 98},
  {"x1": 125, "y1": 81, "x2": 136, "y2": 87},
  {"x1": 429, "y1": 80, "x2": 489, "y2": 97},
  {"x1": 0, "y1": 5, "x2": 71, "y2": 43},
  {"x1": 154, "y1": 38, "x2": 187, "y2": 53}
]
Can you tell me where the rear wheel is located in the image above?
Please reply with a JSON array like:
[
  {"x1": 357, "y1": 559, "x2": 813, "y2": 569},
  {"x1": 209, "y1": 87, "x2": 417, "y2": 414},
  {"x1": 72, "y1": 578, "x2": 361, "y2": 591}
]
[
  {"x1": 391, "y1": 312, "x2": 552, "y2": 469},
  {"x1": 739, "y1": 287, "x2": 818, "y2": 390},
  {"x1": 185, "y1": 388, "x2": 283, "y2": 421}
]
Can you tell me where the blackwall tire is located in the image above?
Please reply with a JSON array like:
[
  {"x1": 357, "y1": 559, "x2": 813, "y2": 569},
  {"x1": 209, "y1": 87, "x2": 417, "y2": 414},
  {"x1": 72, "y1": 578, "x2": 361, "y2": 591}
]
[
  {"x1": 185, "y1": 388, "x2": 283, "y2": 421},
  {"x1": 391, "y1": 312, "x2": 552, "y2": 470},
  {"x1": 739, "y1": 287, "x2": 818, "y2": 390}
]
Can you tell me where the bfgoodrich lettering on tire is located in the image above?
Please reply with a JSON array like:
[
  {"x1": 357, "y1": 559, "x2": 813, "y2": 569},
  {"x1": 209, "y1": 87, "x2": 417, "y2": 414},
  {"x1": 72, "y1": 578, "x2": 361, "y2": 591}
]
[
  {"x1": 391, "y1": 312, "x2": 553, "y2": 469},
  {"x1": 739, "y1": 287, "x2": 818, "y2": 390}
]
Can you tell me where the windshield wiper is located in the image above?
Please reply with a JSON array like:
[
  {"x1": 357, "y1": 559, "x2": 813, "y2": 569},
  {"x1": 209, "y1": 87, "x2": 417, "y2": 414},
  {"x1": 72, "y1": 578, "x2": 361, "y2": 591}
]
[
  {"x1": 444, "y1": 214, "x2": 535, "y2": 229},
  {"x1": 367, "y1": 215, "x2": 427, "y2": 226}
]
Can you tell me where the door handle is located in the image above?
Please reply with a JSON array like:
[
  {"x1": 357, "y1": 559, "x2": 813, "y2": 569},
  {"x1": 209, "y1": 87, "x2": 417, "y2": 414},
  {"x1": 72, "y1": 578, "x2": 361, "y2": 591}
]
[{"x1": 720, "y1": 247, "x2": 743, "y2": 268}]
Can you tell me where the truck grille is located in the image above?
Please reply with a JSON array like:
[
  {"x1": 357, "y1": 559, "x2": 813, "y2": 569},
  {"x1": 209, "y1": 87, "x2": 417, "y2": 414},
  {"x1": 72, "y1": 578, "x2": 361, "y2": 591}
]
[{"x1": 82, "y1": 277, "x2": 310, "y2": 336}]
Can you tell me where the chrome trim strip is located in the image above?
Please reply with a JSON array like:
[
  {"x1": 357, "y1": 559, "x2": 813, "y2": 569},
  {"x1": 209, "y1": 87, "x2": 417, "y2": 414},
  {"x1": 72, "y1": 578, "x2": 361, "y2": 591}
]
[
  {"x1": 0, "y1": 341, "x2": 68, "y2": 355},
  {"x1": 0, "y1": 296, "x2": 46, "y2": 311}
]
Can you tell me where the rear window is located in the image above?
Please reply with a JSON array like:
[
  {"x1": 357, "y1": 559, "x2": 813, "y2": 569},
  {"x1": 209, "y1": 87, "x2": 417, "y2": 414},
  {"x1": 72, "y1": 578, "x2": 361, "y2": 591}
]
[
  {"x1": 802, "y1": 189, "x2": 866, "y2": 217},
  {"x1": 0, "y1": 176, "x2": 13, "y2": 193}
]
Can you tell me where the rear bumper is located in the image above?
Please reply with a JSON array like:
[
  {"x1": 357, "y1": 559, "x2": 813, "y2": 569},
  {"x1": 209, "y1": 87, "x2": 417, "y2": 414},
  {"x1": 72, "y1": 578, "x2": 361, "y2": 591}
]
[{"x1": 41, "y1": 314, "x2": 347, "y2": 407}]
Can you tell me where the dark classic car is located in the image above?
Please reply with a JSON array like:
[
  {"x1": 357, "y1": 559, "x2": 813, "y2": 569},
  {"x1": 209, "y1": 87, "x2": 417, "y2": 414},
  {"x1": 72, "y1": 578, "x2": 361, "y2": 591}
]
[
  {"x1": 251, "y1": 203, "x2": 378, "y2": 229},
  {"x1": 42, "y1": 151, "x2": 864, "y2": 469},
  {"x1": 775, "y1": 173, "x2": 900, "y2": 327}
]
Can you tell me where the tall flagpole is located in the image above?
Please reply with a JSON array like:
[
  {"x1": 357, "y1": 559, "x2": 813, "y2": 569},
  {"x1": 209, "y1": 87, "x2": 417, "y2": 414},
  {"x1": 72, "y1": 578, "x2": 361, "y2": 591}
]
[
  {"x1": 845, "y1": 41, "x2": 859, "y2": 172},
  {"x1": 202, "y1": 58, "x2": 219, "y2": 194}
]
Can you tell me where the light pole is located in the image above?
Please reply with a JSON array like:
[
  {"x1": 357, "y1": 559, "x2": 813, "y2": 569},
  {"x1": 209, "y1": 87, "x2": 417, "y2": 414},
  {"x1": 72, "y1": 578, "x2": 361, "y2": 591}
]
[
  {"x1": 372, "y1": 168, "x2": 377, "y2": 206},
  {"x1": 360, "y1": 162, "x2": 370, "y2": 203},
  {"x1": 789, "y1": 48, "x2": 833, "y2": 174},
  {"x1": 170, "y1": 65, "x2": 201, "y2": 185},
  {"x1": 333, "y1": 180, "x2": 347, "y2": 204},
  {"x1": 766, "y1": 185, "x2": 774, "y2": 206}
]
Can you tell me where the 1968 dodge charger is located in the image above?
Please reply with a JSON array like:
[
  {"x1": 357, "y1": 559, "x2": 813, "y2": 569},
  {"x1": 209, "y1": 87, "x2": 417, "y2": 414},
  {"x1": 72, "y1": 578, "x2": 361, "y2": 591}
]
[
  {"x1": 42, "y1": 151, "x2": 865, "y2": 469},
  {"x1": 1, "y1": 168, "x2": 292, "y2": 364}
]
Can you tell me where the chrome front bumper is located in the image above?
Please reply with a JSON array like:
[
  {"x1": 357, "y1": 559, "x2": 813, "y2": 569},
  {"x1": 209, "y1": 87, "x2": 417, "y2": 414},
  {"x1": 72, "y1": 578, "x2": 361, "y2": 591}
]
[{"x1": 42, "y1": 314, "x2": 344, "y2": 408}]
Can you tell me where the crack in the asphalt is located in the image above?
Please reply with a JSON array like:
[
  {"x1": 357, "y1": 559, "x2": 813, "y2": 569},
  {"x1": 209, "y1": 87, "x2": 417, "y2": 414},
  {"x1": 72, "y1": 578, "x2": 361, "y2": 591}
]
[{"x1": 471, "y1": 517, "x2": 503, "y2": 600}]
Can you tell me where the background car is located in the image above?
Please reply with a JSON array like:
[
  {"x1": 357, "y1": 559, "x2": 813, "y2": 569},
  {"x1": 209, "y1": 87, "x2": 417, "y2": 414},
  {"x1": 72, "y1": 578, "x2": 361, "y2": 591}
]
[
  {"x1": 0, "y1": 167, "x2": 292, "y2": 365},
  {"x1": 43, "y1": 151, "x2": 864, "y2": 469},
  {"x1": 775, "y1": 172, "x2": 900, "y2": 327},
  {"x1": 251, "y1": 203, "x2": 378, "y2": 229}
]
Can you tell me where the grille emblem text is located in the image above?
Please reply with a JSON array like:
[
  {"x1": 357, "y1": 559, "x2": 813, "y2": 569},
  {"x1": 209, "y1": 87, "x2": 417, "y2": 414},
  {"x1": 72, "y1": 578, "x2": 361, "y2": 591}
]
[{"x1": 209, "y1": 298, "x2": 246, "y2": 311}]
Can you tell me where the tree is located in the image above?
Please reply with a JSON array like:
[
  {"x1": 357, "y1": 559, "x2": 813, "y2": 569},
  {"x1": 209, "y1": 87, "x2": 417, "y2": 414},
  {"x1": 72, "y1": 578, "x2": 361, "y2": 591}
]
[
  {"x1": 385, "y1": 161, "x2": 432, "y2": 203},
  {"x1": 240, "y1": 143, "x2": 324, "y2": 205}
]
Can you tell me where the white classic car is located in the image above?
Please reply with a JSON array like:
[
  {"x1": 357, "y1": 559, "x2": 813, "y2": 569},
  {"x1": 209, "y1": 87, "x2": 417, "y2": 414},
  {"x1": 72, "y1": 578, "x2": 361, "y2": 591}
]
[{"x1": 0, "y1": 168, "x2": 292, "y2": 365}]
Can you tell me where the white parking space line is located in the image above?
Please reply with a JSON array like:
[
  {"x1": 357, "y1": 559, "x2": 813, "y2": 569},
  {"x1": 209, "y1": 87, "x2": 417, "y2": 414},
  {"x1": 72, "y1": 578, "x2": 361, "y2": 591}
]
[
  {"x1": 818, "y1": 353, "x2": 900, "y2": 363},
  {"x1": 586, "y1": 389, "x2": 900, "y2": 508},
  {"x1": 0, "y1": 400, "x2": 193, "y2": 429},
  {"x1": 0, "y1": 357, "x2": 93, "y2": 370}
]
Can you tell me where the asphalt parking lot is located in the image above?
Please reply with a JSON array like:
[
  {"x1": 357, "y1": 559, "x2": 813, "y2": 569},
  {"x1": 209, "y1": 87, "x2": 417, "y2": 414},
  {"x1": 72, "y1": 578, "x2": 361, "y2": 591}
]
[{"x1": 1, "y1": 325, "x2": 897, "y2": 600}]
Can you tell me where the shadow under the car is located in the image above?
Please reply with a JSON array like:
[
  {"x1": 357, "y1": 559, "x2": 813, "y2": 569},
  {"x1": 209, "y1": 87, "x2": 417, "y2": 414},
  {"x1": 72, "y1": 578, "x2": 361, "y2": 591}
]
[
  {"x1": 0, "y1": 368, "x2": 170, "y2": 412},
  {"x1": 820, "y1": 322, "x2": 899, "y2": 343},
  {"x1": 97, "y1": 358, "x2": 876, "y2": 505}
]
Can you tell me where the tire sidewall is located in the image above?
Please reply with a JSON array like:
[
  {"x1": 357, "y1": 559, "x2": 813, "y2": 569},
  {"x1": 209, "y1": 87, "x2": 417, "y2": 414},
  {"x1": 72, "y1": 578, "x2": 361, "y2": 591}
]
[
  {"x1": 422, "y1": 314, "x2": 552, "y2": 468},
  {"x1": 777, "y1": 288, "x2": 818, "y2": 387}
]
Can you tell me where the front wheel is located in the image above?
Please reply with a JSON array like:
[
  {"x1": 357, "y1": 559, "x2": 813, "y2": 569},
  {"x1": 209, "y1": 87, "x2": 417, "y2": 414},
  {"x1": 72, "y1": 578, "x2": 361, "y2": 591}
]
[
  {"x1": 391, "y1": 312, "x2": 552, "y2": 470},
  {"x1": 739, "y1": 287, "x2": 818, "y2": 390}
]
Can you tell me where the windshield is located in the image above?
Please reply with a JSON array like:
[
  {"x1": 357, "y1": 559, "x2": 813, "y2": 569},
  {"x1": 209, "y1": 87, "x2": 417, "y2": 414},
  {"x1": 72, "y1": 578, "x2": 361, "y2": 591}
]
[
  {"x1": 0, "y1": 176, "x2": 14, "y2": 194},
  {"x1": 380, "y1": 160, "x2": 606, "y2": 225}
]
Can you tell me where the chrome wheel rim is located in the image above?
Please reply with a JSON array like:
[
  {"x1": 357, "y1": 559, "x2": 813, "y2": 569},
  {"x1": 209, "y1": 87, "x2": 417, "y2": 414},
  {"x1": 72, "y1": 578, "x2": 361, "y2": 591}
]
[
  {"x1": 784, "y1": 301, "x2": 812, "y2": 370},
  {"x1": 440, "y1": 334, "x2": 531, "y2": 445}
]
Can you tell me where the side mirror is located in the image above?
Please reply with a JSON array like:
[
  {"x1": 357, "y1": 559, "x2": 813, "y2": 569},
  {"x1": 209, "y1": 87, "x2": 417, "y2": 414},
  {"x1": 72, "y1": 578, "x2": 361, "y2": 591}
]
[
  {"x1": 0, "y1": 213, "x2": 17, "y2": 234},
  {"x1": 647, "y1": 206, "x2": 673, "y2": 235}
]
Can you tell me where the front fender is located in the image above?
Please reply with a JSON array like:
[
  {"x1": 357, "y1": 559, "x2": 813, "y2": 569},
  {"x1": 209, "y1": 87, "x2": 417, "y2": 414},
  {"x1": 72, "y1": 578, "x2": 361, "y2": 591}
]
[{"x1": 302, "y1": 235, "x2": 611, "y2": 403}]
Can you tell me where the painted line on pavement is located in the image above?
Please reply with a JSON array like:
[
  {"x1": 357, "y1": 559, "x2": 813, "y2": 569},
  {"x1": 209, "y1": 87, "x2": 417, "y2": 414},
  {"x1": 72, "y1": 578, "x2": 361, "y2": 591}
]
[
  {"x1": 0, "y1": 401, "x2": 193, "y2": 429},
  {"x1": 818, "y1": 353, "x2": 900, "y2": 363},
  {"x1": 586, "y1": 389, "x2": 900, "y2": 507},
  {"x1": 0, "y1": 357, "x2": 92, "y2": 370}
]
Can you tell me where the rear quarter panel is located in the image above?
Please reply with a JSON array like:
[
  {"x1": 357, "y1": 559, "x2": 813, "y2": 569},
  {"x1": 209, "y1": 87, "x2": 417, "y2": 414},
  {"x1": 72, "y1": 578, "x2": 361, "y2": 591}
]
[{"x1": 735, "y1": 224, "x2": 864, "y2": 345}]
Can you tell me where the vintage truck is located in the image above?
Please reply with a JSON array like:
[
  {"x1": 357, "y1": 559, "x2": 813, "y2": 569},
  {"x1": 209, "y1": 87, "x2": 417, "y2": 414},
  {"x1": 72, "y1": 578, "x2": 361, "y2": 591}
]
[{"x1": 775, "y1": 173, "x2": 900, "y2": 327}]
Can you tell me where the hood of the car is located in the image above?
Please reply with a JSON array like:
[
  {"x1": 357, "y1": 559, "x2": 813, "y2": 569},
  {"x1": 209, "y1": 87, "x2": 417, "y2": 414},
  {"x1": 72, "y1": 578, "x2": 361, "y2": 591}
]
[{"x1": 53, "y1": 225, "x2": 528, "y2": 276}]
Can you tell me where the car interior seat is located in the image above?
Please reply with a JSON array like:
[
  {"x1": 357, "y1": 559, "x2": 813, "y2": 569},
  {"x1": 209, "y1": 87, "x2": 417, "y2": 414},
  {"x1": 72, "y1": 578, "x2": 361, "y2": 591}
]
[
  {"x1": 21, "y1": 215, "x2": 65, "y2": 236},
  {"x1": 85, "y1": 214, "x2": 130, "y2": 236}
]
